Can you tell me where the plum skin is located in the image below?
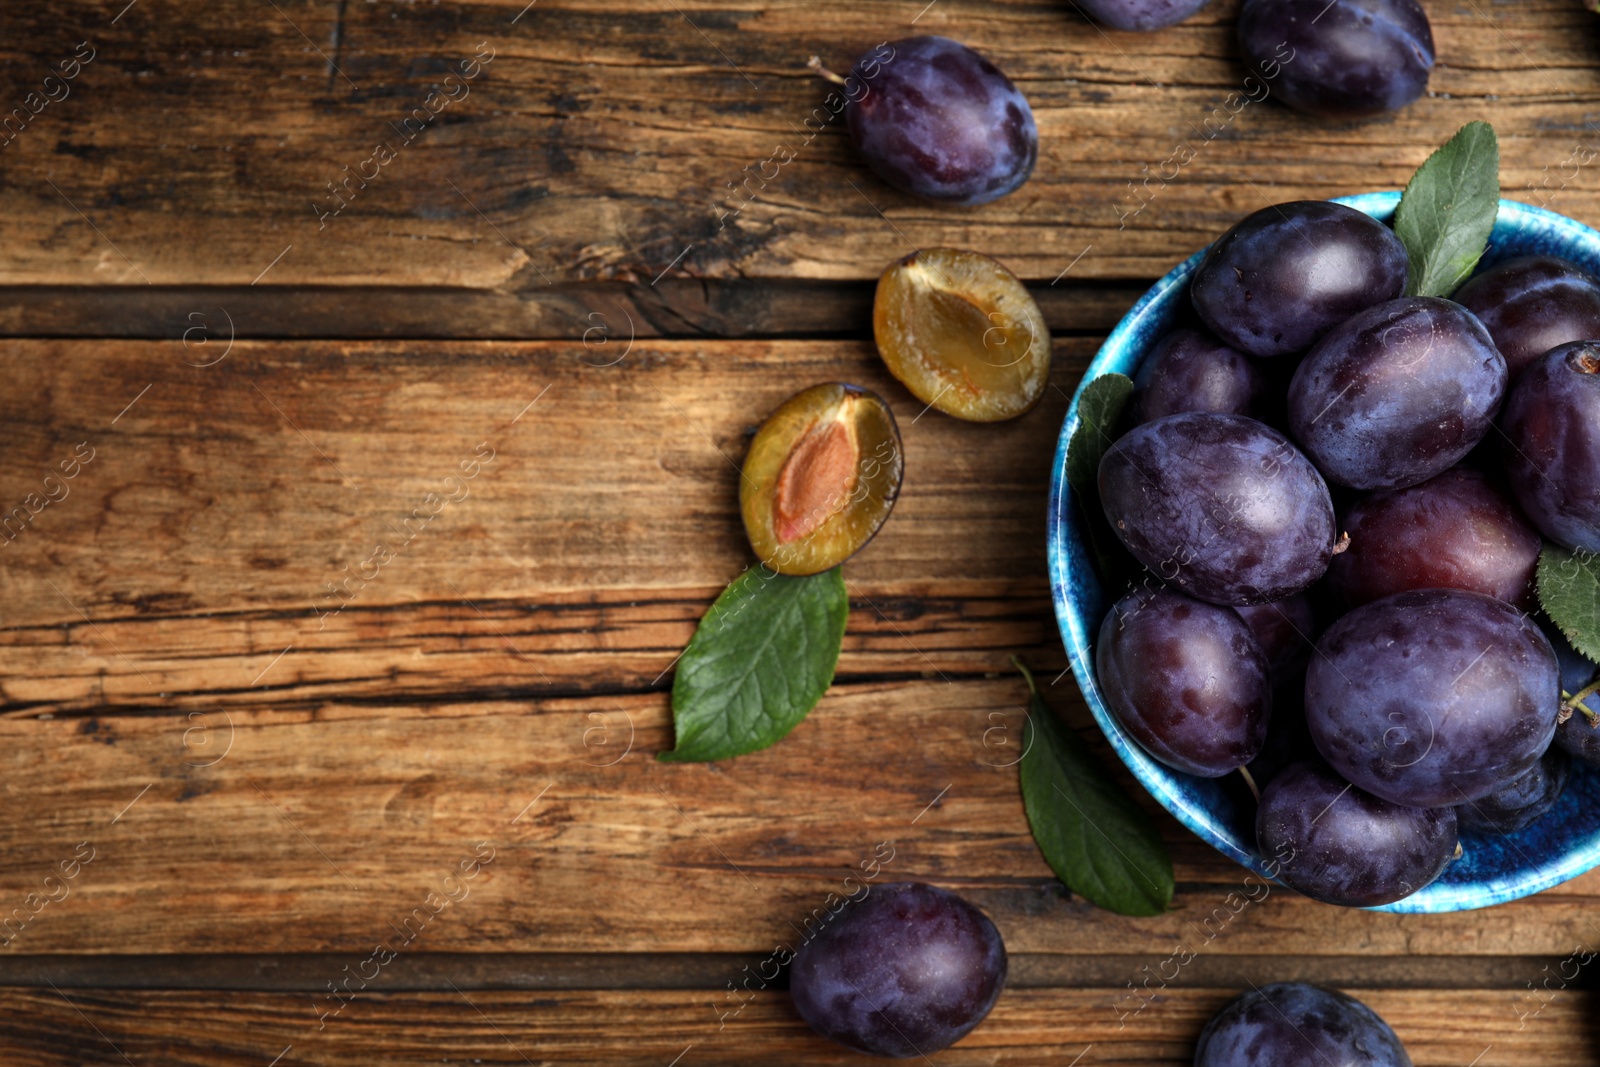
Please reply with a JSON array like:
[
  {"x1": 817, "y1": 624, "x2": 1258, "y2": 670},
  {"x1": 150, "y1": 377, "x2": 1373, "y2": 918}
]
[
  {"x1": 1096, "y1": 587, "x2": 1271, "y2": 777},
  {"x1": 1326, "y1": 467, "x2": 1542, "y2": 609},
  {"x1": 846, "y1": 36, "x2": 1037, "y2": 207},
  {"x1": 1099, "y1": 412, "x2": 1337, "y2": 605},
  {"x1": 1499, "y1": 342, "x2": 1600, "y2": 552},
  {"x1": 1456, "y1": 747, "x2": 1570, "y2": 835},
  {"x1": 1305, "y1": 588, "x2": 1559, "y2": 808},
  {"x1": 1288, "y1": 297, "x2": 1507, "y2": 491},
  {"x1": 788, "y1": 882, "x2": 1006, "y2": 1058},
  {"x1": 1453, "y1": 255, "x2": 1600, "y2": 380},
  {"x1": 1074, "y1": 0, "x2": 1213, "y2": 31},
  {"x1": 1256, "y1": 761, "x2": 1457, "y2": 908},
  {"x1": 1239, "y1": 0, "x2": 1434, "y2": 119},
  {"x1": 1131, "y1": 327, "x2": 1265, "y2": 426},
  {"x1": 1190, "y1": 200, "x2": 1409, "y2": 358},
  {"x1": 1196, "y1": 981, "x2": 1414, "y2": 1066}
]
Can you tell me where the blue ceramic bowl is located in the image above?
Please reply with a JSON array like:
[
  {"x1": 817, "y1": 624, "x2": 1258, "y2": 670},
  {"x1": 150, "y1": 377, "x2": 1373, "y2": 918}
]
[{"x1": 1047, "y1": 192, "x2": 1600, "y2": 913}]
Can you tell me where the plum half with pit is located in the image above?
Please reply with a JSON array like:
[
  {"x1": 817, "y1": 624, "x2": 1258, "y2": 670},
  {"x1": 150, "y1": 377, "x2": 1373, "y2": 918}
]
[
  {"x1": 740, "y1": 383, "x2": 903, "y2": 576},
  {"x1": 789, "y1": 882, "x2": 1006, "y2": 1058}
]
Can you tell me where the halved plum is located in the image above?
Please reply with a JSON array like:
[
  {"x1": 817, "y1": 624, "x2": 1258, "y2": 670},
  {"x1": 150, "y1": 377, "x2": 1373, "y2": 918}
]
[
  {"x1": 740, "y1": 383, "x2": 904, "y2": 576},
  {"x1": 874, "y1": 248, "x2": 1051, "y2": 422}
]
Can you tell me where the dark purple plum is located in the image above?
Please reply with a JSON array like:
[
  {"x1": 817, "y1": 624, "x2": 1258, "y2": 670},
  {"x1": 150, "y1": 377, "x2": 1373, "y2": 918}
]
[
  {"x1": 1549, "y1": 624, "x2": 1600, "y2": 769},
  {"x1": 1327, "y1": 467, "x2": 1542, "y2": 609},
  {"x1": 789, "y1": 882, "x2": 1005, "y2": 1058},
  {"x1": 1239, "y1": 0, "x2": 1434, "y2": 119},
  {"x1": 845, "y1": 37, "x2": 1036, "y2": 207},
  {"x1": 1256, "y1": 761, "x2": 1457, "y2": 907},
  {"x1": 1456, "y1": 746, "x2": 1570, "y2": 835},
  {"x1": 1500, "y1": 342, "x2": 1600, "y2": 552},
  {"x1": 1234, "y1": 593, "x2": 1317, "y2": 680},
  {"x1": 1190, "y1": 201, "x2": 1409, "y2": 358},
  {"x1": 1131, "y1": 327, "x2": 1266, "y2": 426},
  {"x1": 1196, "y1": 982, "x2": 1414, "y2": 1066},
  {"x1": 1305, "y1": 589, "x2": 1559, "y2": 808},
  {"x1": 1074, "y1": 0, "x2": 1213, "y2": 31},
  {"x1": 1096, "y1": 588, "x2": 1270, "y2": 777},
  {"x1": 1288, "y1": 297, "x2": 1507, "y2": 490},
  {"x1": 1453, "y1": 256, "x2": 1600, "y2": 379},
  {"x1": 1098, "y1": 413, "x2": 1337, "y2": 605}
]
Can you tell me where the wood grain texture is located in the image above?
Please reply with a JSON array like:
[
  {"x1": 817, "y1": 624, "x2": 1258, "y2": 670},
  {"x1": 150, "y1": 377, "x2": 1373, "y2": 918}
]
[
  {"x1": 2, "y1": 0, "x2": 1598, "y2": 288},
  {"x1": 0, "y1": 337, "x2": 1080, "y2": 713},
  {"x1": 2, "y1": 681, "x2": 1600, "y2": 956},
  {"x1": 0, "y1": 987, "x2": 1588, "y2": 1066}
]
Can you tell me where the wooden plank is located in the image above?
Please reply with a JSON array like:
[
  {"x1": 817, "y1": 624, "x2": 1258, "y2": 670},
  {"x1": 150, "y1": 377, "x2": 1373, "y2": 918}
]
[
  {"x1": 0, "y1": 951, "x2": 1568, "y2": 991},
  {"x1": 0, "y1": 987, "x2": 1579, "y2": 1066},
  {"x1": 2, "y1": 1, "x2": 1598, "y2": 286},
  {"x1": 0, "y1": 281, "x2": 1142, "y2": 339},
  {"x1": 0, "y1": 338, "x2": 1082, "y2": 713},
  {"x1": 1, "y1": 681, "x2": 1598, "y2": 956}
]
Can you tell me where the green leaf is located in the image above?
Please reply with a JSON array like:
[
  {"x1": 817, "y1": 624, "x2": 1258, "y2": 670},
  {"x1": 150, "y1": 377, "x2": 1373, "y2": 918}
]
[
  {"x1": 1538, "y1": 543, "x2": 1600, "y2": 663},
  {"x1": 1064, "y1": 373, "x2": 1135, "y2": 582},
  {"x1": 1015, "y1": 658, "x2": 1174, "y2": 916},
  {"x1": 1394, "y1": 121, "x2": 1500, "y2": 298},
  {"x1": 660, "y1": 565, "x2": 848, "y2": 762}
]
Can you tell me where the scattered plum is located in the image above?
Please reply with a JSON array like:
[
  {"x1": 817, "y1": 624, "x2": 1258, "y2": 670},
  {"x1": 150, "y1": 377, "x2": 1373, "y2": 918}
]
[
  {"x1": 1239, "y1": 0, "x2": 1434, "y2": 119},
  {"x1": 846, "y1": 36, "x2": 1037, "y2": 206},
  {"x1": 1197, "y1": 981, "x2": 1415, "y2": 1065},
  {"x1": 789, "y1": 882, "x2": 1006, "y2": 1057}
]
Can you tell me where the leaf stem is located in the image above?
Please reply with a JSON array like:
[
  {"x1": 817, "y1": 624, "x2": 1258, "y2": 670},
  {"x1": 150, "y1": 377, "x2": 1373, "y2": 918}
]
[
  {"x1": 1237, "y1": 765, "x2": 1261, "y2": 804},
  {"x1": 1011, "y1": 655, "x2": 1039, "y2": 697}
]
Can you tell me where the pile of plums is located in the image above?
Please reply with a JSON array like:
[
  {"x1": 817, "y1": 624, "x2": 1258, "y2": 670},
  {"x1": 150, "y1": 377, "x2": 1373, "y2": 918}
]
[{"x1": 1093, "y1": 199, "x2": 1600, "y2": 907}]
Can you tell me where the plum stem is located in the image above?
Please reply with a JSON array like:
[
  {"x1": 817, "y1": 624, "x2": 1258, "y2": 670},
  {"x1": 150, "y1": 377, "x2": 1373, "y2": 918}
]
[
  {"x1": 1237, "y1": 765, "x2": 1261, "y2": 804},
  {"x1": 1562, "y1": 681, "x2": 1600, "y2": 724},
  {"x1": 807, "y1": 55, "x2": 849, "y2": 87},
  {"x1": 1331, "y1": 531, "x2": 1351, "y2": 556}
]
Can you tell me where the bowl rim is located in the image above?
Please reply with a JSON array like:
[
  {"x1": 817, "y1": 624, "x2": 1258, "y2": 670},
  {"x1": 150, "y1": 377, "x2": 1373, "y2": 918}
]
[{"x1": 1045, "y1": 192, "x2": 1600, "y2": 913}]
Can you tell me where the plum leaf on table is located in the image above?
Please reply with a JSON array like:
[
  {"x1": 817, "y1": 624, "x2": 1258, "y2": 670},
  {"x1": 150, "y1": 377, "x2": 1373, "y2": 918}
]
[
  {"x1": 1015, "y1": 659, "x2": 1174, "y2": 916},
  {"x1": 660, "y1": 565, "x2": 848, "y2": 762}
]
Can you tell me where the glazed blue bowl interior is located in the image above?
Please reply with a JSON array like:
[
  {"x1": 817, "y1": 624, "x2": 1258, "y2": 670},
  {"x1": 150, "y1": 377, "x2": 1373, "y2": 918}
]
[{"x1": 1047, "y1": 193, "x2": 1600, "y2": 913}]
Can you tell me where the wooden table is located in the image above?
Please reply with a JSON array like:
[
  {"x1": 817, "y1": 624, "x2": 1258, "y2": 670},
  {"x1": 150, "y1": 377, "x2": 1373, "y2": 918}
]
[{"x1": 0, "y1": 0, "x2": 1596, "y2": 1062}]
